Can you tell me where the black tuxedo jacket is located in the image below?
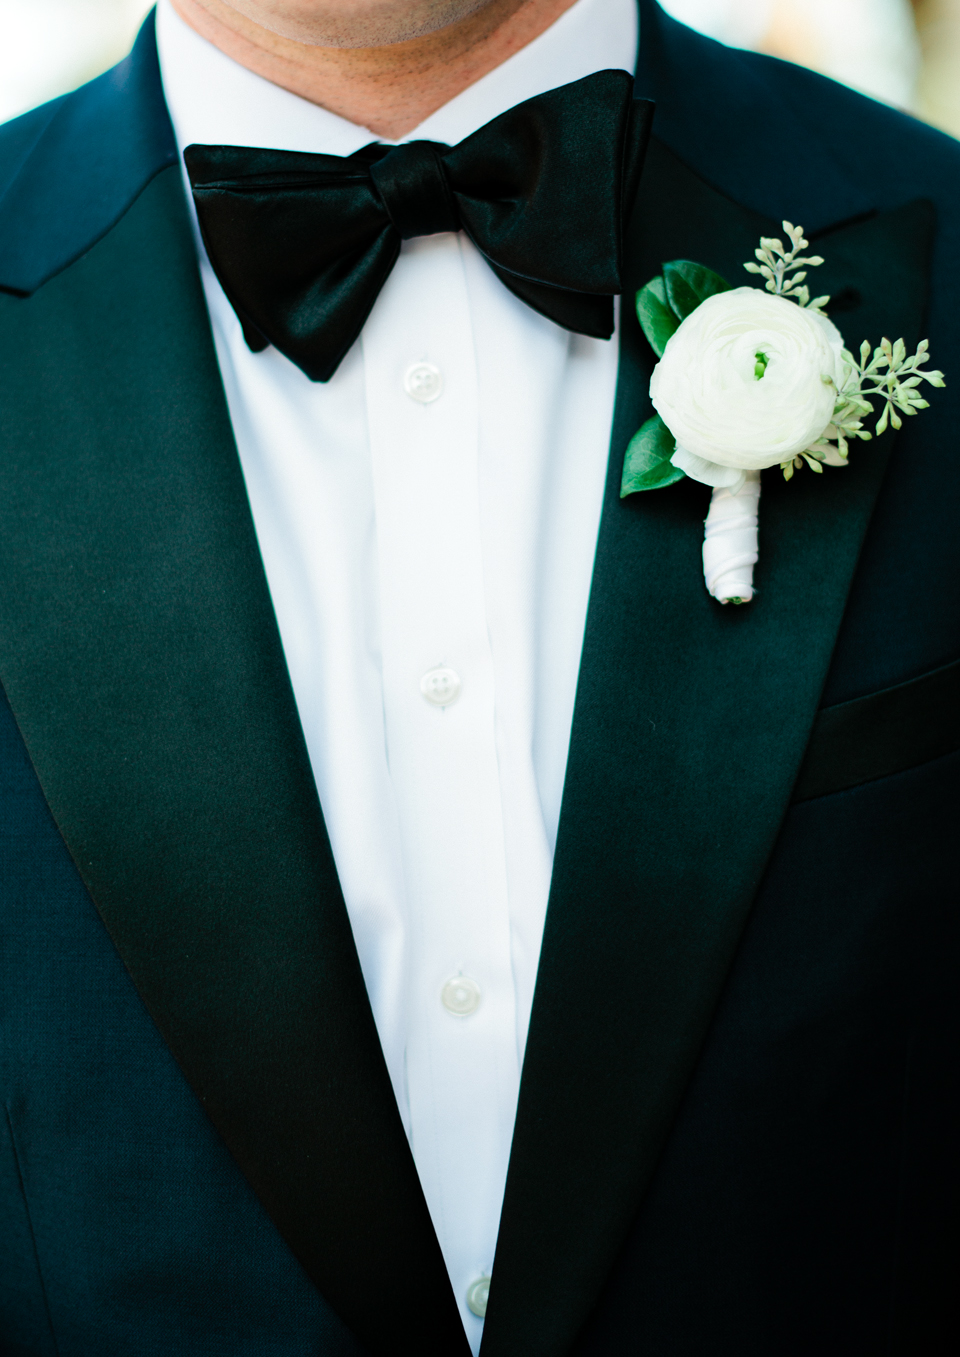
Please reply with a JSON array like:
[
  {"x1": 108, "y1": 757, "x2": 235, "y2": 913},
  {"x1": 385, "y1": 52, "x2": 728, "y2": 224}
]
[{"x1": 0, "y1": 4, "x2": 957, "y2": 1354}]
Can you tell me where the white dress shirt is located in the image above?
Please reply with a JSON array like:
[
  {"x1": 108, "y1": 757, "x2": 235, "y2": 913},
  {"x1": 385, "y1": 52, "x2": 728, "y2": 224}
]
[{"x1": 156, "y1": 0, "x2": 638, "y2": 1345}]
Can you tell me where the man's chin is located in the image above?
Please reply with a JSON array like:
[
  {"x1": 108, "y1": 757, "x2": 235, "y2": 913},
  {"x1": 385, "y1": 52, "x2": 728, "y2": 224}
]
[{"x1": 211, "y1": 0, "x2": 501, "y2": 48}]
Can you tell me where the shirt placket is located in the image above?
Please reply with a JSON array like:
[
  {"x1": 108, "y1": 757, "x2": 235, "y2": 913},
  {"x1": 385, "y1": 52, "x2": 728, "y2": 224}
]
[{"x1": 361, "y1": 231, "x2": 520, "y2": 1346}]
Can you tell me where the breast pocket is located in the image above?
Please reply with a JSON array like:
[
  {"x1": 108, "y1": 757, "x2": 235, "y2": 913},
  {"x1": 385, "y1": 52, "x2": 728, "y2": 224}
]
[{"x1": 793, "y1": 656, "x2": 960, "y2": 801}]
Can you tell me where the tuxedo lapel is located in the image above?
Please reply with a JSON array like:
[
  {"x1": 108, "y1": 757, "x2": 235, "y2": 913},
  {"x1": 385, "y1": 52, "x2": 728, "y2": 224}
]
[
  {"x1": 482, "y1": 138, "x2": 934, "y2": 1356},
  {"x1": 0, "y1": 84, "x2": 466, "y2": 1357}
]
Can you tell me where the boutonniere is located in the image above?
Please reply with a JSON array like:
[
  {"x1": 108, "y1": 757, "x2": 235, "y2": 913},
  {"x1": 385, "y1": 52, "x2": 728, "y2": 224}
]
[{"x1": 620, "y1": 223, "x2": 945, "y2": 603}]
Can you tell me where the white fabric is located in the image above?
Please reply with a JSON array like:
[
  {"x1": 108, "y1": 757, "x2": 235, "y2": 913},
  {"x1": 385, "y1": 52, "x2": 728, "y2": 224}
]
[
  {"x1": 156, "y1": 0, "x2": 637, "y2": 1345},
  {"x1": 702, "y1": 473, "x2": 761, "y2": 602}
]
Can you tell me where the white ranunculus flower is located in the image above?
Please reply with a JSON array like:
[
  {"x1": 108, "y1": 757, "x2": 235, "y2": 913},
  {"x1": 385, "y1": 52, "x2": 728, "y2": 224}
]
[{"x1": 650, "y1": 287, "x2": 846, "y2": 487}]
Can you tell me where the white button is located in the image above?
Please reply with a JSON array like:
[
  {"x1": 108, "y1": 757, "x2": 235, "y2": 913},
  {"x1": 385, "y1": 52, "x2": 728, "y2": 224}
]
[
  {"x1": 441, "y1": 975, "x2": 481, "y2": 1016},
  {"x1": 420, "y1": 666, "x2": 461, "y2": 706},
  {"x1": 403, "y1": 361, "x2": 443, "y2": 403},
  {"x1": 466, "y1": 1275, "x2": 490, "y2": 1319}
]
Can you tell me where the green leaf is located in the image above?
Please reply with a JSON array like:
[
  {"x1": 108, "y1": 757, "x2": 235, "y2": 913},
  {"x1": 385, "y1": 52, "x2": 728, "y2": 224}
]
[
  {"x1": 635, "y1": 276, "x2": 680, "y2": 357},
  {"x1": 620, "y1": 414, "x2": 685, "y2": 496},
  {"x1": 663, "y1": 260, "x2": 732, "y2": 321}
]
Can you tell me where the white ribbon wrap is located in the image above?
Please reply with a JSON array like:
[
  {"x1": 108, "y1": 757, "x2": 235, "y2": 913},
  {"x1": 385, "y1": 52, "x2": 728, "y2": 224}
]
[{"x1": 702, "y1": 470, "x2": 761, "y2": 603}]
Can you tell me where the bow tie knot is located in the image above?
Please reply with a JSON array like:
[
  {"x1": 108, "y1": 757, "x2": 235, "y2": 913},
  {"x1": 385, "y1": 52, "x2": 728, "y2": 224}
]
[
  {"x1": 186, "y1": 71, "x2": 653, "y2": 381},
  {"x1": 370, "y1": 141, "x2": 461, "y2": 240}
]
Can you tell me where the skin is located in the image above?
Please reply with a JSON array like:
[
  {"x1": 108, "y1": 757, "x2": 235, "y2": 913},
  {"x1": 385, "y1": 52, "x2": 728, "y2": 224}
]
[{"x1": 170, "y1": 0, "x2": 582, "y2": 138}]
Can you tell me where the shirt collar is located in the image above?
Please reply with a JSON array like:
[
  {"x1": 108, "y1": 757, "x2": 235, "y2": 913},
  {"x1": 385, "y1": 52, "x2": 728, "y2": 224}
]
[{"x1": 156, "y1": 0, "x2": 638, "y2": 158}]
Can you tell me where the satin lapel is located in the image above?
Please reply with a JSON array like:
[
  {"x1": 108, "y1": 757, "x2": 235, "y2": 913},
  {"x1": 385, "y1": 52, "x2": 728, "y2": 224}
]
[
  {"x1": 0, "y1": 167, "x2": 466, "y2": 1357},
  {"x1": 482, "y1": 138, "x2": 934, "y2": 1356}
]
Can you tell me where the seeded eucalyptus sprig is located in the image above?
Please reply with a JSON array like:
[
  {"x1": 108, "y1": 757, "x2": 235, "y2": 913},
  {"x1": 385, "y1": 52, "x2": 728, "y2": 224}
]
[
  {"x1": 849, "y1": 336, "x2": 945, "y2": 434},
  {"x1": 789, "y1": 336, "x2": 946, "y2": 480},
  {"x1": 743, "y1": 221, "x2": 831, "y2": 312}
]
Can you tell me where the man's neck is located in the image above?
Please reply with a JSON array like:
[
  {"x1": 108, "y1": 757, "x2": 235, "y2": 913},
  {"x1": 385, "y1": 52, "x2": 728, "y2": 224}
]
[{"x1": 169, "y1": 0, "x2": 582, "y2": 139}]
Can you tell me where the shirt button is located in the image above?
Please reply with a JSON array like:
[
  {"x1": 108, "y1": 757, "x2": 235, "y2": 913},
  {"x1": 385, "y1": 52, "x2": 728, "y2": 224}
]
[
  {"x1": 441, "y1": 975, "x2": 481, "y2": 1016},
  {"x1": 403, "y1": 361, "x2": 443, "y2": 403},
  {"x1": 420, "y1": 666, "x2": 461, "y2": 706},
  {"x1": 466, "y1": 1275, "x2": 490, "y2": 1318}
]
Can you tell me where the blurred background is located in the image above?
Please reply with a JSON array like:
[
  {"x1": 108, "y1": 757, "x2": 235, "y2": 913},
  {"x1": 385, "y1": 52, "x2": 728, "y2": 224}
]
[{"x1": 0, "y1": 0, "x2": 958, "y2": 137}]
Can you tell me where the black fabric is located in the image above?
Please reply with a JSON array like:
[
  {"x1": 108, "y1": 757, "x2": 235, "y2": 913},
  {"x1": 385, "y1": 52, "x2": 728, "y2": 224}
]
[
  {"x1": 0, "y1": 164, "x2": 465, "y2": 1357},
  {"x1": 184, "y1": 71, "x2": 653, "y2": 380},
  {"x1": 0, "y1": 680, "x2": 367, "y2": 1357},
  {"x1": 481, "y1": 139, "x2": 936, "y2": 1357},
  {"x1": 574, "y1": 746, "x2": 960, "y2": 1357},
  {"x1": 794, "y1": 657, "x2": 960, "y2": 800},
  {"x1": 369, "y1": 140, "x2": 459, "y2": 238}
]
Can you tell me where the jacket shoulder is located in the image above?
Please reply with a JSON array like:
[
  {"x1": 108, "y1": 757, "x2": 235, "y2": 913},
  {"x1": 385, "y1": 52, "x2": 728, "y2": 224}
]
[
  {"x1": 0, "y1": 98, "x2": 67, "y2": 196},
  {"x1": 0, "y1": 11, "x2": 176, "y2": 296},
  {"x1": 637, "y1": 0, "x2": 960, "y2": 225}
]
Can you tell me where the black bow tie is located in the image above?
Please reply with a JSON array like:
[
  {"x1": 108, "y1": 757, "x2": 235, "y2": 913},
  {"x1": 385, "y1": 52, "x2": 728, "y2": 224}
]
[{"x1": 184, "y1": 71, "x2": 652, "y2": 382}]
